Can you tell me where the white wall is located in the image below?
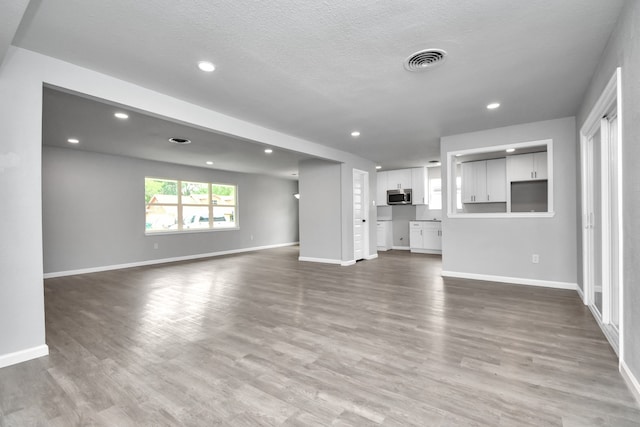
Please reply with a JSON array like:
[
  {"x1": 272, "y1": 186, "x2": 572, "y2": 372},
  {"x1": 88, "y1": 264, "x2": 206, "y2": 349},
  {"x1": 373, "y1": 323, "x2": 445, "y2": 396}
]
[
  {"x1": 0, "y1": 47, "x2": 375, "y2": 367},
  {"x1": 0, "y1": 45, "x2": 47, "y2": 366},
  {"x1": 577, "y1": 0, "x2": 640, "y2": 390},
  {"x1": 441, "y1": 117, "x2": 578, "y2": 287},
  {"x1": 42, "y1": 146, "x2": 299, "y2": 274}
]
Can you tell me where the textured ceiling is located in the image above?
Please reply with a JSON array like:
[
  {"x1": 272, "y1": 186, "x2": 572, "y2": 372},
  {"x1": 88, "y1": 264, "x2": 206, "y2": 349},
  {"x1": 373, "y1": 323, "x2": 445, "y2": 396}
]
[{"x1": 14, "y1": 0, "x2": 625, "y2": 170}]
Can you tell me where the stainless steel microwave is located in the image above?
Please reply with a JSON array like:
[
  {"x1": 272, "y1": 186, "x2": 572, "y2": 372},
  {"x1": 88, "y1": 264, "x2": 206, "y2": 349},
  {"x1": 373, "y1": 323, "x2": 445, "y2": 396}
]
[{"x1": 387, "y1": 189, "x2": 412, "y2": 205}]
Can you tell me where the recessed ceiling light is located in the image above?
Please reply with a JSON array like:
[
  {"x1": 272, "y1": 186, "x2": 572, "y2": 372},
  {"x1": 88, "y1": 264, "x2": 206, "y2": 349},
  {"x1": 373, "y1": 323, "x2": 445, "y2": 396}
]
[
  {"x1": 67, "y1": 138, "x2": 79, "y2": 144},
  {"x1": 506, "y1": 148, "x2": 516, "y2": 153},
  {"x1": 455, "y1": 154, "x2": 462, "y2": 157},
  {"x1": 351, "y1": 131, "x2": 361, "y2": 137},
  {"x1": 264, "y1": 148, "x2": 273, "y2": 154},
  {"x1": 168, "y1": 137, "x2": 191, "y2": 145},
  {"x1": 376, "y1": 165, "x2": 382, "y2": 170},
  {"x1": 114, "y1": 112, "x2": 129, "y2": 119},
  {"x1": 206, "y1": 161, "x2": 214, "y2": 165},
  {"x1": 198, "y1": 61, "x2": 215, "y2": 72},
  {"x1": 487, "y1": 102, "x2": 501, "y2": 110}
]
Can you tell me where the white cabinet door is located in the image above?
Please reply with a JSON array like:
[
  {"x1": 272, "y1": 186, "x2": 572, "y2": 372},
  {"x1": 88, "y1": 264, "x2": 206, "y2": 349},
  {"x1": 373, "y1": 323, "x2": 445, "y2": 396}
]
[
  {"x1": 411, "y1": 167, "x2": 427, "y2": 205},
  {"x1": 376, "y1": 171, "x2": 388, "y2": 206},
  {"x1": 422, "y1": 223, "x2": 442, "y2": 251},
  {"x1": 461, "y1": 161, "x2": 487, "y2": 203},
  {"x1": 507, "y1": 153, "x2": 548, "y2": 181},
  {"x1": 533, "y1": 152, "x2": 547, "y2": 179},
  {"x1": 486, "y1": 158, "x2": 506, "y2": 202},
  {"x1": 409, "y1": 222, "x2": 423, "y2": 249},
  {"x1": 387, "y1": 169, "x2": 412, "y2": 190},
  {"x1": 461, "y1": 162, "x2": 475, "y2": 203},
  {"x1": 507, "y1": 154, "x2": 533, "y2": 181},
  {"x1": 410, "y1": 221, "x2": 442, "y2": 253}
]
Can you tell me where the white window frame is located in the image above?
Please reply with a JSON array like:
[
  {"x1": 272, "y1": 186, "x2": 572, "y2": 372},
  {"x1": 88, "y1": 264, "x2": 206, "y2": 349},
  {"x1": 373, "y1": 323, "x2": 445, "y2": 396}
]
[
  {"x1": 145, "y1": 177, "x2": 239, "y2": 234},
  {"x1": 446, "y1": 139, "x2": 554, "y2": 218}
]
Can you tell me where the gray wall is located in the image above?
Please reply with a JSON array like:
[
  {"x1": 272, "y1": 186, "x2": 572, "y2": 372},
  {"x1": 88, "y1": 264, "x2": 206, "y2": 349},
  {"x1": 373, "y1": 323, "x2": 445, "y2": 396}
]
[
  {"x1": 441, "y1": 117, "x2": 577, "y2": 284},
  {"x1": 298, "y1": 159, "x2": 342, "y2": 261},
  {"x1": 299, "y1": 159, "x2": 378, "y2": 263},
  {"x1": 576, "y1": 0, "x2": 640, "y2": 383},
  {"x1": 391, "y1": 205, "x2": 415, "y2": 247},
  {"x1": 42, "y1": 146, "x2": 299, "y2": 273}
]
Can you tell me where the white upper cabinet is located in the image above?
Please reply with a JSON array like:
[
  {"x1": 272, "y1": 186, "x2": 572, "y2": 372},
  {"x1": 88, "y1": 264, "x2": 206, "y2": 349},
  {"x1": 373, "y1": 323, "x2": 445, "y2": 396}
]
[
  {"x1": 411, "y1": 167, "x2": 427, "y2": 205},
  {"x1": 376, "y1": 171, "x2": 388, "y2": 206},
  {"x1": 507, "y1": 152, "x2": 548, "y2": 181},
  {"x1": 461, "y1": 161, "x2": 487, "y2": 203},
  {"x1": 485, "y1": 158, "x2": 506, "y2": 202},
  {"x1": 533, "y1": 152, "x2": 548, "y2": 180},
  {"x1": 377, "y1": 167, "x2": 427, "y2": 205},
  {"x1": 462, "y1": 159, "x2": 506, "y2": 203},
  {"x1": 387, "y1": 169, "x2": 412, "y2": 190}
]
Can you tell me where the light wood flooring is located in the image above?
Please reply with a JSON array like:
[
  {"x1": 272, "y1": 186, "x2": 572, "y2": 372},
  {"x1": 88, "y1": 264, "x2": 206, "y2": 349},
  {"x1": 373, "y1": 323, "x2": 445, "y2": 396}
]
[{"x1": 1, "y1": 247, "x2": 639, "y2": 426}]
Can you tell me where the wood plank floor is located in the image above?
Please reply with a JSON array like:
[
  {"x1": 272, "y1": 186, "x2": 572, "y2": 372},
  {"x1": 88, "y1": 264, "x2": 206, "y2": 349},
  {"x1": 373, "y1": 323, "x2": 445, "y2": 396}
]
[{"x1": 1, "y1": 247, "x2": 639, "y2": 426}]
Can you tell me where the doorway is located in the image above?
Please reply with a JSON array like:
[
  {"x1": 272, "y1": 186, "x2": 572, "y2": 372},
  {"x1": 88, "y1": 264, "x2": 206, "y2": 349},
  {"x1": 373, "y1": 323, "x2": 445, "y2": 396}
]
[
  {"x1": 353, "y1": 169, "x2": 369, "y2": 262},
  {"x1": 580, "y1": 68, "x2": 622, "y2": 355}
]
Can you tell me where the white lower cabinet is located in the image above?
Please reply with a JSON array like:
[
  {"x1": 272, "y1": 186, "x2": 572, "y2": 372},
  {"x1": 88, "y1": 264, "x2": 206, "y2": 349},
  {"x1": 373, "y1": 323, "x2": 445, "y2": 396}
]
[
  {"x1": 376, "y1": 221, "x2": 393, "y2": 251},
  {"x1": 409, "y1": 221, "x2": 442, "y2": 254}
]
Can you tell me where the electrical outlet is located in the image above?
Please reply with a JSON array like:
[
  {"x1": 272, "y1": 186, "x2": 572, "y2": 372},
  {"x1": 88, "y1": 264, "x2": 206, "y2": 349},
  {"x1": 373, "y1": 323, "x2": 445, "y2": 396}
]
[
  {"x1": 154, "y1": 243, "x2": 159, "y2": 250},
  {"x1": 532, "y1": 254, "x2": 539, "y2": 264},
  {"x1": 250, "y1": 234, "x2": 254, "y2": 241}
]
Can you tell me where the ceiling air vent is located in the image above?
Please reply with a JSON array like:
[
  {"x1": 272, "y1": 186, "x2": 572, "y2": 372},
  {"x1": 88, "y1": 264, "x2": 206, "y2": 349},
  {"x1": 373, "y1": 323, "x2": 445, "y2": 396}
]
[
  {"x1": 168, "y1": 137, "x2": 191, "y2": 145},
  {"x1": 404, "y1": 48, "x2": 447, "y2": 72}
]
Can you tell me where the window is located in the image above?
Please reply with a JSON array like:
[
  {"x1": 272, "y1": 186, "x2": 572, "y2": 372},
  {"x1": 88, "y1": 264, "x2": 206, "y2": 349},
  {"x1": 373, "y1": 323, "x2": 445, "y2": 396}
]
[
  {"x1": 427, "y1": 166, "x2": 442, "y2": 210},
  {"x1": 145, "y1": 178, "x2": 237, "y2": 232}
]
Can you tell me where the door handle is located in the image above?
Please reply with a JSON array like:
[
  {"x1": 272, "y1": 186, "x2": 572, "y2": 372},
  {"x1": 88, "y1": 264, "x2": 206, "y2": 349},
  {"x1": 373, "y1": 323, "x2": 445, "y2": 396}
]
[{"x1": 362, "y1": 219, "x2": 366, "y2": 223}]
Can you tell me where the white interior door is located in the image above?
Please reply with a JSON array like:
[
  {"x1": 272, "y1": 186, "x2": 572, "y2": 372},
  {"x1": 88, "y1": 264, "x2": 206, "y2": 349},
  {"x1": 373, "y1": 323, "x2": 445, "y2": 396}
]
[{"x1": 353, "y1": 169, "x2": 368, "y2": 261}]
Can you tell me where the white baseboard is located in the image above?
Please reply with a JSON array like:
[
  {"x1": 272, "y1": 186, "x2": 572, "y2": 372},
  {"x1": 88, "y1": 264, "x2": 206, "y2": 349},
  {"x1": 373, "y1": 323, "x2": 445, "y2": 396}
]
[
  {"x1": 441, "y1": 271, "x2": 578, "y2": 291},
  {"x1": 298, "y1": 256, "x2": 343, "y2": 265},
  {"x1": 298, "y1": 255, "x2": 377, "y2": 266},
  {"x1": 376, "y1": 247, "x2": 391, "y2": 251},
  {"x1": 621, "y1": 360, "x2": 640, "y2": 405},
  {"x1": 410, "y1": 249, "x2": 442, "y2": 255},
  {"x1": 45, "y1": 242, "x2": 299, "y2": 278},
  {"x1": 575, "y1": 283, "x2": 586, "y2": 304},
  {"x1": 391, "y1": 246, "x2": 410, "y2": 250},
  {"x1": 0, "y1": 344, "x2": 49, "y2": 369}
]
